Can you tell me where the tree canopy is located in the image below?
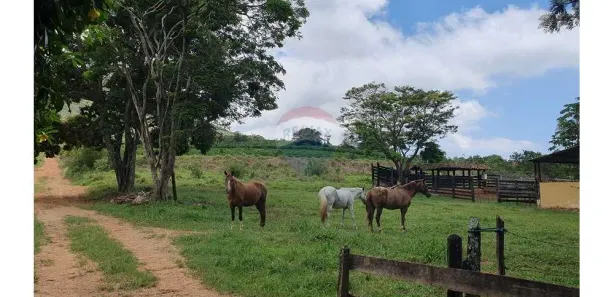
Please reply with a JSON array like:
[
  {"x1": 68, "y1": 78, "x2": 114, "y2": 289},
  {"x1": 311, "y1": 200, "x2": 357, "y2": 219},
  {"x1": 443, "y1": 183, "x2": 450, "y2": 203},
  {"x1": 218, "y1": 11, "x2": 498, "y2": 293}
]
[
  {"x1": 419, "y1": 142, "x2": 446, "y2": 164},
  {"x1": 549, "y1": 97, "x2": 579, "y2": 151},
  {"x1": 292, "y1": 128, "x2": 323, "y2": 146},
  {"x1": 338, "y1": 82, "x2": 458, "y2": 181},
  {"x1": 539, "y1": 0, "x2": 580, "y2": 33},
  {"x1": 34, "y1": 0, "x2": 109, "y2": 163}
]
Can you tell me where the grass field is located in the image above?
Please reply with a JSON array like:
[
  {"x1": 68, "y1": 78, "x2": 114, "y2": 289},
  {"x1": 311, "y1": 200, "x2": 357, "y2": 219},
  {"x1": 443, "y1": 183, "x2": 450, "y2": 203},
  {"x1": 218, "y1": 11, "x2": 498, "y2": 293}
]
[
  {"x1": 64, "y1": 215, "x2": 158, "y2": 290},
  {"x1": 62, "y1": 153, "x2": 579, "y2": 297}
]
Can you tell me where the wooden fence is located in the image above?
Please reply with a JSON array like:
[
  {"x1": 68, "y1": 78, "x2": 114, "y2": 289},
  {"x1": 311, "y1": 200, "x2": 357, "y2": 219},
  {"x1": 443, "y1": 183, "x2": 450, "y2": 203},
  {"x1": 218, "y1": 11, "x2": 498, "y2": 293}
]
[
  {"x1": 371, "y1": 165, "x2": 540, "y2": 204},
  {"x1": 497, "y1": 179, "x2": 539, "y2": 203},
  {"x1": 431, "y1": 175, "x2": 475, "y2": 201},
  {"x1": 336, "y1": 216, "x2": 579, "y2": 297}
]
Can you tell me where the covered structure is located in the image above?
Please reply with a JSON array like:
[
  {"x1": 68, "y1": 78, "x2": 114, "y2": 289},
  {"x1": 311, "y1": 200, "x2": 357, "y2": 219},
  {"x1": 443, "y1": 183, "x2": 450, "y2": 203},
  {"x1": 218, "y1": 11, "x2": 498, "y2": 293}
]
[
  {"x1": 530, "y1": 145, "x2": 579, "y2": 210},
  {"x1": 421, "y1": 163, "x2": 490, "y2": 187}
]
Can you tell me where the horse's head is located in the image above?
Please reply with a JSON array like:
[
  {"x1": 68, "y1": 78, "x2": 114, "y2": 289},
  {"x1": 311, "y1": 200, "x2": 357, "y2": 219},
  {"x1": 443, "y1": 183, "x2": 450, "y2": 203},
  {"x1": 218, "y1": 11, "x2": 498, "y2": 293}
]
[
  {"x1": 414, "y1": 179, "x2": 432, "y2": 198},
  {"x1": 224, "y1": 170, "x2": 236, "y2": 194},
  {"x1": 357, "y1": 187, "x2": 367, "y2": 203}
]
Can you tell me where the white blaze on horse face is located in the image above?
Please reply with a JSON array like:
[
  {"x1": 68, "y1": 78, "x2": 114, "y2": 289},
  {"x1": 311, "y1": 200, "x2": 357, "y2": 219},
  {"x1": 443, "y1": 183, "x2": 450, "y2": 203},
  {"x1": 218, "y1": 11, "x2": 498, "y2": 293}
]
[{"x1": 226, "y1": 180, "x2": 232, "y2": 193}]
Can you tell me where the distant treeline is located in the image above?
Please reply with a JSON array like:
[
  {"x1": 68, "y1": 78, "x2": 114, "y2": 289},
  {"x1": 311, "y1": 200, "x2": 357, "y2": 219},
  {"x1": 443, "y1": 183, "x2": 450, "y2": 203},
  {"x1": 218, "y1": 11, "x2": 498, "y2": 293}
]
[{"x1": 208, "y1": 132, "x2": 578, "y2": 180}]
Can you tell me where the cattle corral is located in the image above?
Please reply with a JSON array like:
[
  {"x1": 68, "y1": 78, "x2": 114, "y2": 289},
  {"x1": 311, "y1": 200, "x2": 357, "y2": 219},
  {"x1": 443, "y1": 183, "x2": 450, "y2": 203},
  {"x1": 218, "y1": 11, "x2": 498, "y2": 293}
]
[{"x1": 371, "y1": 163, "x2": 539, "y2": 203}]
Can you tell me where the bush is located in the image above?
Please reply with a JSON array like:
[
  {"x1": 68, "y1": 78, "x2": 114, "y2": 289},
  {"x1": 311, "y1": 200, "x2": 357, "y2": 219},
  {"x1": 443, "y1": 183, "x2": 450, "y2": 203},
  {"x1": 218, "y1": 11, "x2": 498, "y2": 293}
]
[
  {"x1": 304, "y1": 158, "x2": 327, "y2": 176},
  {"x1": 93, "y1": 158, "x2": 111, "y2": 171},
  {"x1": 61, "y1": 147, "x2": 106, "y2": 175},
  {"x1": 228, "y1": 163, "x2": 246, "y2": 179},
  {"x1": 187, "y1": 163, "x2": 203, "y2": 179}
]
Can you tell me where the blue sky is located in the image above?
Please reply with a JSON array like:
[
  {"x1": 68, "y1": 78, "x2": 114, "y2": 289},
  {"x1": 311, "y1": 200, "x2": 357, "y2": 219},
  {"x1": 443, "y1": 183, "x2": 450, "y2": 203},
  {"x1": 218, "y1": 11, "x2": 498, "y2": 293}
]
[
  {"x1": 233, "y1": 0, "x2": 579, "y2": 158},
  {"x1": 385, "y1": 0, "x2": 579, "y2": 153}
]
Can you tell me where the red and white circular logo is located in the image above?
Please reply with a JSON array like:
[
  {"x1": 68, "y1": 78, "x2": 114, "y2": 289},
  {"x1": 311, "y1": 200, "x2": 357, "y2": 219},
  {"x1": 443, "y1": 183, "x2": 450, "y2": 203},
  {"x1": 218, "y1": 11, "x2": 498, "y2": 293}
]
[{"x1": 275, "y1": 106, "x2": 339, "y2": 143}]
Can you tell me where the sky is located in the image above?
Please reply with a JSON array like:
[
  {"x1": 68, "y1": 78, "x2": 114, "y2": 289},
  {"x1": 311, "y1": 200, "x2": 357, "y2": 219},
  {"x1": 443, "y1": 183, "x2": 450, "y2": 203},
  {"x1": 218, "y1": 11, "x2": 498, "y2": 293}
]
[{"x1": 231, "y1": 0, "x2": 579, "y2": 158}]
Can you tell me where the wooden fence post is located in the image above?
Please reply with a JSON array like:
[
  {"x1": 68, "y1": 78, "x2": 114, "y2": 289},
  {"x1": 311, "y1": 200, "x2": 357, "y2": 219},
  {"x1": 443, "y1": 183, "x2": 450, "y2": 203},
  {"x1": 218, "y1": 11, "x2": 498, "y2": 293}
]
[
  {"x1": 337, "y1": 246, "x2": 350, "y2": 297},
  {"x1": 171, "y1": 170, "x2": 178, "y2": 201},
  {"x1": 496, "y1": 216, "x2": 505, "y2": 276},
  {"x1": 465, "y1": 217, "x2": 481, "y2": 297},
  {"x1": 451, "y1": 175, "x2": 456, "y2": 199},
  {"x1": 447, "y1": 234, "x2": 463, "y2": 297},
  {"x1": 469, "y1": 177, "x2": 475, "y2": 202}
]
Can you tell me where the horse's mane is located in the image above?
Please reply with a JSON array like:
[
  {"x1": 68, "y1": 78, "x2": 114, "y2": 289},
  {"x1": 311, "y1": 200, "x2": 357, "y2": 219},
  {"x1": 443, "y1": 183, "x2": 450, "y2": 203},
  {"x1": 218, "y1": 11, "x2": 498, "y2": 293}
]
[{"x1": 394, "y1": 179, "x2": 424, "y2": 190}]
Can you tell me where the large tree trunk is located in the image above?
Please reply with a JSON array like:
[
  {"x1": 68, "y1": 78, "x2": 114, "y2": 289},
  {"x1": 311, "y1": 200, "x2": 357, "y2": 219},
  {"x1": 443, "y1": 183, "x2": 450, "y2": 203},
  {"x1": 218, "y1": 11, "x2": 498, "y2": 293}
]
[
  {"x1": 102, "y1": 100, "x2": 139, "y2": 193},
  {"x1": 394, "y1": 161, "x2": 404, "y2": 185}
]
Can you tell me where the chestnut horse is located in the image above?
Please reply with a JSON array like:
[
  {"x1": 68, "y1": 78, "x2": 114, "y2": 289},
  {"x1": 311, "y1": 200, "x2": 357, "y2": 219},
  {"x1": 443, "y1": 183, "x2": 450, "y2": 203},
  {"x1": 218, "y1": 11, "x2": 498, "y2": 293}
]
[
  {"x1": 365, "y1": 179, "x2": 432, "y2": 232},
  {"x1": 224, "y1": 171, "x2": 267, "y2": 230}
]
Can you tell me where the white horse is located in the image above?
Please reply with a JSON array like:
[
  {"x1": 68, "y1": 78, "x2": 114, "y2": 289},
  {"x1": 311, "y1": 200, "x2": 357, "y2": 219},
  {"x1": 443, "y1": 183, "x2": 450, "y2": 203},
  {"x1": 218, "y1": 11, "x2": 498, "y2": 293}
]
[{"x1": 318, "y1": 186, "x2": 366, "y2": 229}]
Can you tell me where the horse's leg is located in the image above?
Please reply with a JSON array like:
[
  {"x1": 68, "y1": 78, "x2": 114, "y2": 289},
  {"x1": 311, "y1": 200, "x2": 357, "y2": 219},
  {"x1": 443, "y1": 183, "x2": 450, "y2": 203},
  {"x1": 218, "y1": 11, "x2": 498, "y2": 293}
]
[
  {"x1": 238, "y1": 205, "x2": 244, "y2": 230},
  {"x1": 341, "y1": 208, "x2": 346, "y2": 228},
  {"x1": 230, "y1": 205, "x2": 236, "y2": 230},
  {"x1": 400, "y1": 207, "x2": 408, "y2": 233},
  {"x1": 256, "y1": 199, "x2": 266, "y2": 227},
  {"x1": 367, "y1": 203, "x2": 374, "y2": 232},
  {"x1": 375, "y1": 207, "x2": 383, "y2": 232},
  {"x1": 350, "y1": 203, "x2": 357, "y2": 230},
  {"x1": 326, "y1": 204, "x2": 333, "y2": 227}
]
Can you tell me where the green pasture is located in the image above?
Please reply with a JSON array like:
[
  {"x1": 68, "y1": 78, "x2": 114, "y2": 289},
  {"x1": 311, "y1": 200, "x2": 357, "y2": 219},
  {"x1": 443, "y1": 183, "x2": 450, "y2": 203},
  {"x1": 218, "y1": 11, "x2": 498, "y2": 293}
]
[{"x1": 62, "y1": 152, "x2": 579, "y2": 297}]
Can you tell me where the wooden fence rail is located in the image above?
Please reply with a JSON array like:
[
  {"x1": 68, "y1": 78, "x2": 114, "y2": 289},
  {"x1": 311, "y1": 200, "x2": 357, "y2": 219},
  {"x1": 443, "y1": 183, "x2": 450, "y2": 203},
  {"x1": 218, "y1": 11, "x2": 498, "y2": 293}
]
[{"x1": 497, "y1": 179, "x2": 539, "y2": 203}]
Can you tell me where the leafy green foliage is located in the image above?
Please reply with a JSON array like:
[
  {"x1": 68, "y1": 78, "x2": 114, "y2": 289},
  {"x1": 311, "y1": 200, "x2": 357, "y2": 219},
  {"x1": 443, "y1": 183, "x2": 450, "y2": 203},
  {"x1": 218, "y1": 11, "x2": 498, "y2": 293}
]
[
  {"x1": 549, "y1": 97, "x2": 579, "y2": 151},
  {"x1": 338, "y1": 82, "x2": 458, "y2": 177},
  {"x1": 539, "y1": 0, "x2": 580, "y2": 33},
  {"x1": 419, "y1": 142, "x2": 446, "y2": 164},
  {"x1": 60, "y1": 147, "x2": 106, "y2": 176},
  {"x1": 303, "y1": 158, "x2": 327, "y2": 176},
  {"x1": 34, "y1": 0, "x2": 109, "y2": 163},
  {"x1": 292, "y1": 128, "x2": 324, "y2": 146},
  {"x1": 187, "y1": 163, "x2": 203, "y2": 179}
]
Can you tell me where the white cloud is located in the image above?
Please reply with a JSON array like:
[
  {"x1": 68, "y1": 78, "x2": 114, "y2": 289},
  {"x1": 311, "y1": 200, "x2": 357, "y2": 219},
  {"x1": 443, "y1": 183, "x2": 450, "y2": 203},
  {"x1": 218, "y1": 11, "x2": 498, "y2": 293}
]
[{"x1": 232, "y1": 1, "x2": 578, "y2": 156}]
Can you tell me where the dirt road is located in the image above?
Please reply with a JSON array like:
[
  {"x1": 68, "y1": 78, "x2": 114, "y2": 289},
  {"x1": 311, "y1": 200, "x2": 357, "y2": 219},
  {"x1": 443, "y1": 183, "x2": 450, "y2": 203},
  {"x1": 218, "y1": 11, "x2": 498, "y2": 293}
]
[{"x1": 34, "y1": 158, "x2": 230, "y2": 297}]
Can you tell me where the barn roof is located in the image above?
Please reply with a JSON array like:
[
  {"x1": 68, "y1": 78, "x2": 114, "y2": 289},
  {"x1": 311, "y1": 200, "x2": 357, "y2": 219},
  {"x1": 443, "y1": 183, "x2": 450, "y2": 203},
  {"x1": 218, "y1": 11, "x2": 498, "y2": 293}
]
[
  {"x1": 530, "y1": 145, "x2": 579, "y2": 164},
  {"x1": 421, "y1": 162, "x2": 489, "y2": 171}
]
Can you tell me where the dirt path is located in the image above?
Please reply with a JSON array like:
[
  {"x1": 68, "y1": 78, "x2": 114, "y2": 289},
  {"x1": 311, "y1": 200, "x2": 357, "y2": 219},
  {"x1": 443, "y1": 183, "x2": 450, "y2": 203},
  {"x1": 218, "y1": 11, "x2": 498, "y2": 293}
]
[{"x1": 34, "y1": 158, "x2": 231, "y2": 297}]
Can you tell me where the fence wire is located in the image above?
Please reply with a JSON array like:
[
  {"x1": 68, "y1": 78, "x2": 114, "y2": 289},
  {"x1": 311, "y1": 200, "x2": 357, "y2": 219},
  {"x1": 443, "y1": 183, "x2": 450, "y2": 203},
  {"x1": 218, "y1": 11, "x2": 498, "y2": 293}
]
[{"x1": 505, "y1": 230, "x2": 579, "y2": 249}]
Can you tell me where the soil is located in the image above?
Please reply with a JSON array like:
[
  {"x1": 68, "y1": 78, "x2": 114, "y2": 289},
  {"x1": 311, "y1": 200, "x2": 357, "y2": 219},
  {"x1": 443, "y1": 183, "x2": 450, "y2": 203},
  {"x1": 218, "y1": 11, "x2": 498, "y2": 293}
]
[{"x1": 34, "y1": 158, "x2": 231, "y2": 297}]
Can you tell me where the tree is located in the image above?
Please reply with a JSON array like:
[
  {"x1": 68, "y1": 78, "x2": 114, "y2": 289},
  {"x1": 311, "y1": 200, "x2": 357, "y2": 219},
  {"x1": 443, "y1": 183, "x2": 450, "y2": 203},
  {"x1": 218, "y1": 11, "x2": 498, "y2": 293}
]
[
  {"x1": 419, "y1": 142, "x2": 446, "y2": 164},
  {"x1": 549, "y1": 97, "x2": 579, "y2": 151},
  {"x1": 338, "y1": 82, "x2": 458, "y2": 182},
  {"x1": 539, "y1": 0, "x2": 580, "y2": 33},
  {"x1": 115, "y1": 0, "x2": 309, "y2": 200},
  {"x1": 292, "y1": 128, "x2": 323, "y2": 146},
  {"x1": 34, "y1": 0, "x2": 108, "y2": 163},
  {"x1": 510, "y1": 150, "x2": 543, "y2": 176}
]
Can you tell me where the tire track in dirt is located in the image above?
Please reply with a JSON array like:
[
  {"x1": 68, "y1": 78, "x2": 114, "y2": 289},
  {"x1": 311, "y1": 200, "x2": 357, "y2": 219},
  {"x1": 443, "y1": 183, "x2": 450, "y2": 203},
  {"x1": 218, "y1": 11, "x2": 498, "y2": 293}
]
[{"x1": 35, "y1": 158, "x2": 231, "y2": 297}]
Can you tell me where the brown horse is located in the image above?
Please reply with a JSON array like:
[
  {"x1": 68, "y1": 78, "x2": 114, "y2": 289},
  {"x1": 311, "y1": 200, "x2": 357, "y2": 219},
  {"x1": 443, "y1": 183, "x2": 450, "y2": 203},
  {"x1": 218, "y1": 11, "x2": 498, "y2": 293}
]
[
  {"x1": 365, "y1": 179, "x2": 432, "y2": 232},
  {"x1": 224, "y1": 171, "x2": 267, "y2": 230}
]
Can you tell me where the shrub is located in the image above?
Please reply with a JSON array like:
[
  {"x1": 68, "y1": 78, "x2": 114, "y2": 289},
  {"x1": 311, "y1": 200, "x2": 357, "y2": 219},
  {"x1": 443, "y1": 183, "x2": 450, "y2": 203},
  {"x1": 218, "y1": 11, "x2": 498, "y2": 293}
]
[
  {"x1": 228, "y1": 163, "x2": 246, "y2": 179},
  {"x1": 304, "y1": 158, "x2": 327, "y2": 176},
  {"x1": 61, "y1": 147, "x2": 105, "y2": 175},
  {"x1": 93, "y1": 158, "x2": 111, "y2": 171},
  {"x1": 187, "y1": 163, "x2": 203, "y2": 179}
]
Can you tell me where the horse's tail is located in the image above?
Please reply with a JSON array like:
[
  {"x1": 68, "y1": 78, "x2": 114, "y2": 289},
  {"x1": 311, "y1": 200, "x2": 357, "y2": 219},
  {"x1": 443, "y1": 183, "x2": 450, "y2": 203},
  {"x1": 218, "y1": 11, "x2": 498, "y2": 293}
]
[
  {"x1": 255, "y1": 182, "x2": 267, "y2": 227},
  {"x1": 319, "y1": 191, "x2": 328, "y2": 223},
  {"x1": 365, "y1": 190, "x2": 374, "y2": 223}
]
